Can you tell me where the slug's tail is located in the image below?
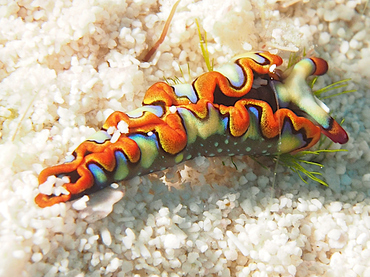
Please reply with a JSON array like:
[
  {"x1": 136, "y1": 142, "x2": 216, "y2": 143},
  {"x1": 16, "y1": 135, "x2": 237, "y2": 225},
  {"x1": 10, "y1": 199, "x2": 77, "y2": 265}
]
[
  {"x1": 320, "y1": 118, "x2": 348, "y2": 144},
  {"x1": 35, "y1": 135, "x2": 141, "y2": 208},
  {"x1": 35, "y1": 155, "x2": 94, "y2": 208}
]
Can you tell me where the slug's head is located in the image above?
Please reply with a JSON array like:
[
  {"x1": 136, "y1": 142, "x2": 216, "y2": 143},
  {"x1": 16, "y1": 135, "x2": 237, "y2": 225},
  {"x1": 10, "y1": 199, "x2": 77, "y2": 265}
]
[{"x1": 273, "y1": 57, "x2": 348, "y2": 145}]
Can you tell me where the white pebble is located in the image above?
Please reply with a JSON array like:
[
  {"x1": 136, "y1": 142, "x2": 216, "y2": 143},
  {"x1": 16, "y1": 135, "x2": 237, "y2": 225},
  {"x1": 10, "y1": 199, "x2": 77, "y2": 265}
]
[
  {"x1": 101, "y1": 228, "x2": 112, "y2": 246},
  {"x1": 327, "y1": 202, "x2": 343, "y2": 212},
  {"x1": 270, "y1": 203, "x2": 279, "y2": 212},
  {"x1": 353, "y1": 29, "x2": 366, "y2": 41},
  {"x1": 287, "y1": 265, "x2": 296, "y2": 275},
  {"x1": 188, "y1": 252, "x2": 199, "y2": 263},
  {"x1": 224, "y1": 249, "x2": 238, "y2": 261},
  {"x1": 31, "y1": 252, "x2": 43, "y2": 262},
  {"x1": 324, "y1": 10, "x2": 338, "y2": 22},
  {"x1": 226, "y1": 231, "x2": 249, "y2": 256},
  {"x1": 117, "y1": 120, "x2": 129, "y2": 134},
  {"x1": 196, "y1": 240, "x2": 209, "y2": 253},
  {"x1": 169, "y1": 106, "x2": 177, "y2": 113},
  {"x1": 163, "y1": 234, "x2": 181, "y2": 249},
  {"x1": 311, "y1": 199, "x2": 323, "y2": 209},
  {"x1": 259, "y1": 249, "x2": 271, "y2": 262},
  {"x1": 121, "y1": 261, "x2": 134, "y2": 273},
  {"x1": 38, "y1": 182, "x2": 54, "y2": 196},
  {"x1": 327, "y1": 229, "x2": 341, "y2": 240},
  {"x1": 110, "y1": 130, "x2": 121, "y2": 143},
  {"x1": 349, "y1": 39, "x2": 359, "y2": 49},
  {"x1": 319, "y1": 32, "x2": 331, "y2": 44},
  {"x1": 356, "y1": 233, "x2": 368, "y2": 245},
  {"x1": 245, "y1": 172, "x2": 257, "y2": 181},
  {"x1": 106, "y1": 257, "x2": 120, "y2": 273},
  {"x1": 110, "y1": 183, "x2": 119, "y2": 189},
  {"x1": 72, "y1": 195, "x2": 89, "y2": 210},
  {"x1": 353, "y1": 264, "x2": 366, "y2": 275},
  {"x1": 340, "y1": 41, "x2": 349, "y2": 54},
  {"x1": 107, "y1": 126, "x2": 116, "y2": 135},
  {"x1": 139, "y1": 243, "x2": 151, "y2": 259}
]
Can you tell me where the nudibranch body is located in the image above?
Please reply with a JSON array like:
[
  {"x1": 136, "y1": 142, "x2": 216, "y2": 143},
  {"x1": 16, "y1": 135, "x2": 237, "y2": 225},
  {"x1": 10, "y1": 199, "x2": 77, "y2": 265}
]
[{"x1": 35, "y1": 51, "x2": 348, "y2": 207}]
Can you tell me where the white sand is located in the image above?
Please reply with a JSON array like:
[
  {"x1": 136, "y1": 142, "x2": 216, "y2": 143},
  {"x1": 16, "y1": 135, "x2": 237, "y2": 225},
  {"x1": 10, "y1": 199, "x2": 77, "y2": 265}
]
[{"x1": 1, "y1": 0, "x2": 370, "y2": 276}]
